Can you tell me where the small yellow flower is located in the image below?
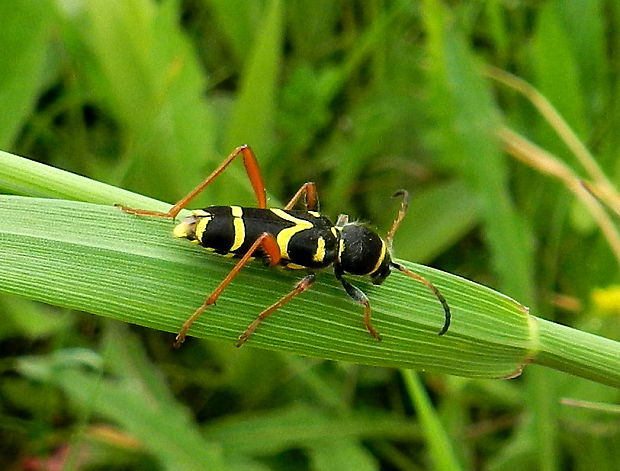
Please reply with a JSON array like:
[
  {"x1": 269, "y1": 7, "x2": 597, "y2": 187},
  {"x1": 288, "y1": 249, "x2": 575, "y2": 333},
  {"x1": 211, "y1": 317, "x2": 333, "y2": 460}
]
[{"x1": 591, "y1": 286, "x2": 620, "y2": 316}]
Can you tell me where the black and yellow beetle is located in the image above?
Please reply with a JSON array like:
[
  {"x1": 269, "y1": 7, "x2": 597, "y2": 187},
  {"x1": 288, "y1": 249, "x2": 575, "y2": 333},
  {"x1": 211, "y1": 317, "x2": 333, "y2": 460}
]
[{"x1": 118, "y1": 145, "x2": 450, "y2": 347}]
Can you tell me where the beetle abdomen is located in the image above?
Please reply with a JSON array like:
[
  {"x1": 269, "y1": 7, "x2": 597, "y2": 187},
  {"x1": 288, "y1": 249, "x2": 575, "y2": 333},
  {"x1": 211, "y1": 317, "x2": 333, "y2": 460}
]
[{"x1": 195, "y1": 206, "x2": 338, "y2": 269}]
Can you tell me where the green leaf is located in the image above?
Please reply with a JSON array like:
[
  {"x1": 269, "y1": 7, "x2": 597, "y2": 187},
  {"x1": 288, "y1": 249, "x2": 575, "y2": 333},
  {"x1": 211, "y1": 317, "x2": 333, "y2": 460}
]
[
  {"x1": 205, "y1": 0, "x2": 265, "y2": 66},
  {"x1": 0, "y1": 193, "x2": 530, "y2": 378},
  {"x1": 224, "y1": 0, "x2": 283, "y2": 157},
  {"x1": 17, "y1": 328, "x2": 227, "y2": 471},
  {"x1": 531, "y1": 1, "x2": 588, "y2": 139},
  {"x1": 308, "y1": 439, "x2": 377, "y2": 471},
  {"x1": 73, "y1": 0, "x2": 216, "y2": 199},
  {"x1": 1, "y1": 151, "x2": 619, "y2": 386},
  {"x1": 402, "y1": 371, "x2": 461, "y2": 471},
  {"x1": 0, "y1": 149, "x2": 169, "y2": 209},
  {"x1": 0, "y1": 0, "x2": 54, "y2": 147},
  {"x1": 201, "y1": 404, "x2": 420, "y2": 454},
  {"x1": 422, "y1": 0, "x2": 535, "y2": 304},
  {"x1": 396, "y1": 179, "x2": 481, "y2": 263}
]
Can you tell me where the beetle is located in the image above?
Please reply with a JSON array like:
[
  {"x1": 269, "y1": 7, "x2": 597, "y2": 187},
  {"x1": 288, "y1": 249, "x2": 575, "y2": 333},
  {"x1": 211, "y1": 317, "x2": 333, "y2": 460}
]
[{"x1": 118, "y1": 145, "x2": 450, "y2": 347}]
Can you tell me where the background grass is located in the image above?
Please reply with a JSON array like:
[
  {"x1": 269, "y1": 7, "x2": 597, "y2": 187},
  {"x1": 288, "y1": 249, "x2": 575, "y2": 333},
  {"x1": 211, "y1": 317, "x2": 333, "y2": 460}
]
[{"x1": 1, "y1": 0, "x2": 619, "y2": 470}]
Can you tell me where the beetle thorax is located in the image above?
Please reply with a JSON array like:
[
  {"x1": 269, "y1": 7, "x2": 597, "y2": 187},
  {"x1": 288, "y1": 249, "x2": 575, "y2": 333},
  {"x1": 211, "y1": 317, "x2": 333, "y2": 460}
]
[{"x1": 337, "y1": 223, "x2": 392, "y2": 284}]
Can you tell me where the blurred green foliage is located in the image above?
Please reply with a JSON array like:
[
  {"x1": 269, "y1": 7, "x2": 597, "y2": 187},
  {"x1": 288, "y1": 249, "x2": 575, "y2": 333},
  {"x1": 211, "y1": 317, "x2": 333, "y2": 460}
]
[{"x1": 1, "y1": 0, "x2": 619, "y2": 470}]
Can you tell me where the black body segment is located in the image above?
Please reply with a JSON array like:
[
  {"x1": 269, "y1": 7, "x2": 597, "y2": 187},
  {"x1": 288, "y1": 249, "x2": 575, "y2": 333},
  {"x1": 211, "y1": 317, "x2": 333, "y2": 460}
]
[
  {"x1": 338, "y1": 224, "x2": 387, "y2": 276},
  {"x1": 195, "y1": 206, "x2": 235, "y2": 254},
  {"x1": 194, "y1": 206, "x2": 339, "y2": 269}
]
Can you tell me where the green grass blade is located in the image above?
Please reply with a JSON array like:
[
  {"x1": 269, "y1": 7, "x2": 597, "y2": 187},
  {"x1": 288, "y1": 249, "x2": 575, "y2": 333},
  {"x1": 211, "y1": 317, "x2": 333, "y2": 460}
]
[
  {"x1": 535, "y1": 318, "x2": 620, "y2": 388},
  {"x1": 531, "y1": 2, "x2": 587, "y2": 139},
  {"x1": 422, "y1": 0, "x2": 534, "y2": 304},
  {"x1": 0, "y1": 194, "x2": 532, "y2": 378},
  {"x1": 76, "y1": 0, "x2": 216, "y2": 200},
  {"x1": 308, "y1": 439, "x2": 377, "y2": 471},
  {"x1": 401, "y1": 370, "x2": 461, "y2": 471},
  {"x1": 0, "y1": 0, "x2": 53, "y2": 148},
  {"x1": 396, "y1": 179, "x2": 481, "y2": 263},
  {"x1": 201, "y1": 404, "x2": 421, "y2": 455},
  {"x1": 0, "y1": 150, "x2": 169, "y2": 211},
  {"x1": 224, "y1": 0, "x2": 283, "y2": 157},
  {"x1": 205, "y1": 0, "x2": 263, "y2": 66},
  {"x1": 17, "y1": 332, "x2": 227, "y2": 471},
  {"x1": 1, "y1": 152, "x2": 619, "y2": 385}
]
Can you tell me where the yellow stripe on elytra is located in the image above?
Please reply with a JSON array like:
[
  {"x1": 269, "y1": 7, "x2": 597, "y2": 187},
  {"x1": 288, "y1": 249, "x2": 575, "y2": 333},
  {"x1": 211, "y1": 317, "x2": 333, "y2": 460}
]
[
  {"x1": 194, "y1": 215, "x2": 212, "y2": 242},
  {"x1": 230, "y1": 206, "x2": 245, "y2": 251},
  {"x1": 270, "y1": 208, "x2": 313, "y2": 259},
  {"x1": 368, "y1": 238, "x2": 387, "y2": 275},
  {"x1": 313, "y1": 236, "x2": 326, "y2": 262}
]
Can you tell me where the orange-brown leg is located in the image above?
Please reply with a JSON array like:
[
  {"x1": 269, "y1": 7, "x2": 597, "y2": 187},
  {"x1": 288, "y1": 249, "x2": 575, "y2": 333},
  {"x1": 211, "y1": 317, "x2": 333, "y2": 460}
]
[
  {"x1": 236, "y1": 273, "x2": 316, "y2": 347},
  {"x1": 385, "y1": 189, "x2": 409, "y2": 251},
  {"x1": 381, "y1": 190, "x2": 451, "y2": 335},
  {"x1": 284, "y1": 182, "x2": 319, "y2": 211},
  {"x1": 174, "y1": 232, "x2": 281, "y2": 347},
  {"x1": 391, "y1": 262, "x2": 451, "y2": 336},
  {"x1": 117, "y1": 145, "x2": 268, "y2": 219}
]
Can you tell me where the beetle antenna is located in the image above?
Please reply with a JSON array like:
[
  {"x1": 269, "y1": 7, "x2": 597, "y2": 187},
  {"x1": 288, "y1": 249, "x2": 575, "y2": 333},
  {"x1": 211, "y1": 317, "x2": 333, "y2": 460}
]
[
  {"x1": 391, "y1": 262, "x2": 451, "y2": 335},
  {"x1": 386, "y1": 190, "x2": 409, "y2": 252}
]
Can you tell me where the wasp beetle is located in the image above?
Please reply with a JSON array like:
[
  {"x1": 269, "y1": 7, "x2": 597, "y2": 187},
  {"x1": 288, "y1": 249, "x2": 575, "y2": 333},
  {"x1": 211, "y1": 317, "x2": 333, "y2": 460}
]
[{"x1": 118, "y1": 145, "x2": 451, "y2": 347}]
